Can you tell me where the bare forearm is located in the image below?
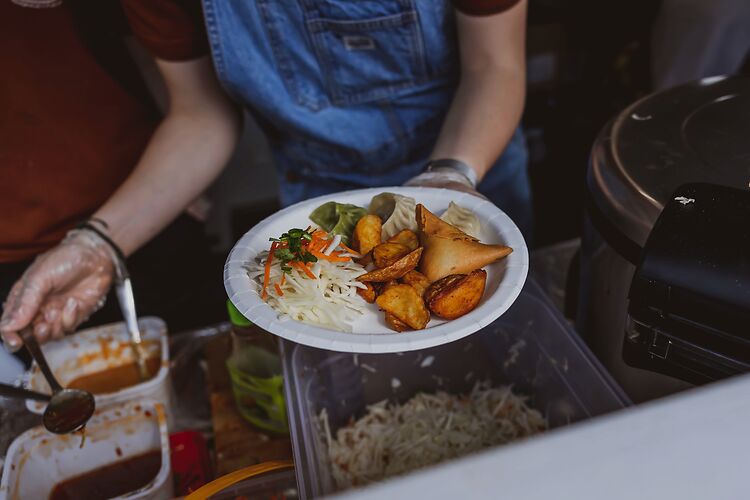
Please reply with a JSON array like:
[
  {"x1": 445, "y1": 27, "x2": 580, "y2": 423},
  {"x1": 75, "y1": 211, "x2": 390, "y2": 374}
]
[
  {"x1": 91, "y1": 57, "x2": 241, "y2": 256},
  {"x1": 430, "y1": 3, "x2": 527, "y2": 181},
  {"x1": 430, "y1": 66, "x2": 524, "y2": 178},
  {"x1": 93, "y1": 102, "x2": 239, "y2": 256}
]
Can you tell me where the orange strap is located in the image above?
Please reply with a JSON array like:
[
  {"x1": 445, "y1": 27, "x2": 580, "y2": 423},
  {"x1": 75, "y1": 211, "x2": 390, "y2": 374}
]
[{"x1": 185, "y1": 460, "x2": 294, "y2": 500}]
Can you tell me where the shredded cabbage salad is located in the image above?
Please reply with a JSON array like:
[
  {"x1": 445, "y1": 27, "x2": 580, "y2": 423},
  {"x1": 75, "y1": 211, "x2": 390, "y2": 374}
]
[
  {"x1": 249, "y1": 238, "x2": 368, "y2": 332},
  {"x1": 320, "y1": 381, "x2": 547, "y2": 488}
]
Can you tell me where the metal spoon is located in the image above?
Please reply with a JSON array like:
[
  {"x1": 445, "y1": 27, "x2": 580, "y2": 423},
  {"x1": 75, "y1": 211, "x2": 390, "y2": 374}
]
[
  {"x1": 114, "y1": 274, "x2": 149, "y2": 381},
  {"x1": 0, "y1": 382, "x2": 51, "y2": 402},
  {"x1": 20, "y1": 328, "x2": 95, "y2": 434}
]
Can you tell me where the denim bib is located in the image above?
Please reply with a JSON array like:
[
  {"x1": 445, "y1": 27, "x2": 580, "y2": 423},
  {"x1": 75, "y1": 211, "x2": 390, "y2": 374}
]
[{"x1": 202, "y1": 0, "x2": 530, "y2": 236}]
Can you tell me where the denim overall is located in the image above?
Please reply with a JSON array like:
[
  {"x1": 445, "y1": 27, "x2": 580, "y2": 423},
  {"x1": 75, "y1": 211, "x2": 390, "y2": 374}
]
[{"x1": 202, "y1": 0, "x2": 531, "y2": 237}]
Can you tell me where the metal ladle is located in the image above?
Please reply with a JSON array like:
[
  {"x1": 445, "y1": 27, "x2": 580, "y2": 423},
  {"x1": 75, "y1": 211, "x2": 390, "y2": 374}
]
[
  {"x1": 20, "y1": 328, "x2": 95, "y2": 434},
  {"x1": 0, "y1": 382, "x2": 52, "y2": 402}
]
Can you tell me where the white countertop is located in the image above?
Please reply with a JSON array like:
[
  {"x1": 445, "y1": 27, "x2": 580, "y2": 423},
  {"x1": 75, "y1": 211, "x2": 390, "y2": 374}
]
[{"x1": 335, "y1": 373, "x2": 750, "y2": 500}]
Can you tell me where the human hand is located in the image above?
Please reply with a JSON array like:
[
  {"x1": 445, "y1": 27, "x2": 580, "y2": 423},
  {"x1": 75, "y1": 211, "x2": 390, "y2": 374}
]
[
  {"x1": 0, "y1": 229, "x2": 116, "y2": 351},
  {"x1": 404, "y1": 170, "x2": 487, "y2": 199}
]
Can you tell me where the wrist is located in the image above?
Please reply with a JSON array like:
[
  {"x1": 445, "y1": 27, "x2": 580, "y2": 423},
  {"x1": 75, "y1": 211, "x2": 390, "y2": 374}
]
[
  {"x1": 424, "y1": 158, "x2": 479, "y2": 188},
  {"x1": 71, "y1": 222, "x2": 128, "y2": 280}
]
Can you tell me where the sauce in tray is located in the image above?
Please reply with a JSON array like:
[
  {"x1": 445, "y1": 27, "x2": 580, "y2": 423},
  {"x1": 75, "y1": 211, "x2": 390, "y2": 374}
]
[
  {"x1": 49, "y1": 449, "x2": 161, "y2": 500},
  {"x1": 67, "y1": 356, "x2": 161, "y2": 394}
]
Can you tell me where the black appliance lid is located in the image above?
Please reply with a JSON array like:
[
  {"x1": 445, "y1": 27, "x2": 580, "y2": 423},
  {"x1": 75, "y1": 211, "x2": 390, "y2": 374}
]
[{"x1": 588, "y1": 76, "x2": 750, "y2": 252}]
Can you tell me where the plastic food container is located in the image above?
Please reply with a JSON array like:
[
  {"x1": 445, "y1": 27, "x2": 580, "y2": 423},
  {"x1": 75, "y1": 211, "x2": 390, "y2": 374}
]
[
  {"x1": 281, "y1": 279, "x2": 630, "y2": 499},
  {"x1": 0, "y1": 400, "x2": 173, "y2": 500},
  {"x1": 24, "y1": 317, "x2": 172, "y2": 421}
]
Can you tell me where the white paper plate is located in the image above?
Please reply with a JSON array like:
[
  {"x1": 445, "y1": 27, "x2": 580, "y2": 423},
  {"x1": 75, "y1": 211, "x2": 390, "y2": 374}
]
[{"x1": 224, "y1": 187, "x2": 528, "y2": 353}]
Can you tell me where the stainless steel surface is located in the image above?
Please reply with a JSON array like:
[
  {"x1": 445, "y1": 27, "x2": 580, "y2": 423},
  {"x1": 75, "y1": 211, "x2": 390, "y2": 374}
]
[
  {"x1": 588, "y1": 76, "x2": 750, "y2": 247},
  {"x1": 0, "y1": 382, "x2": 51, "y2": 402},
  {"x1": 20, "y1": 328, "x2": 96, "y2": 434},
  {"x1": 115, "y1": 277, "x2": 149, "y2": 380}
]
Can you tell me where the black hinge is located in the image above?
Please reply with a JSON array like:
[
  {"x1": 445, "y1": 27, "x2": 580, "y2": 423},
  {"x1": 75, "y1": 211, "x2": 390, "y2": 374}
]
[{"x1": 648, "y1": 332, "x2": 672, "y2": 359}]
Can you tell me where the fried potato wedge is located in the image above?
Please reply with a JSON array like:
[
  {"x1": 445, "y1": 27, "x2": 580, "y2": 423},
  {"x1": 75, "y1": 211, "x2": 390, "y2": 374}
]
[
  {"x1": 358, "y1": 247, "x2": 423, "y2": 282},
  {"x1": 373, "y1": 242, "x2": 411, "y2": 269},
  {"x1": 352, "y1": 214, "x2": 382, "y2": 256},
  {"x1": 357, "y1": 282, "x2": 377, "y2": 304},
  {"x1": 400, "y1": 270, "x2": 431, "y2": 297},
  {"x1": 425, "y1": 269, "x2": 487, "y2": 320},
  {"x1": 357, "y1": 252, "x2": 373, "y2": 267},
  {"x1": 376, "y1": 284, "x2": 430, "y2": 330},
  {"x1": 386, "y1": 229, "x2": 419, "y2": 251},
  {"x1": 424, "y1": 274, "x2": 465, "y2": 305},
  {"x1": 384, "y1": 312, "x2": 409, "y2": 332}
]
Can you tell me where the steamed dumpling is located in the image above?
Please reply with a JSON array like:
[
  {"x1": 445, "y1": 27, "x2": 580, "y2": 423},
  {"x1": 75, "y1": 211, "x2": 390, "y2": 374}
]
[
  {"x1": 440, "y1": 202, "x2": 481, "y2": 239},
  {"x1": 369, "y1": 193, "x2": 418, "y2": 240}
]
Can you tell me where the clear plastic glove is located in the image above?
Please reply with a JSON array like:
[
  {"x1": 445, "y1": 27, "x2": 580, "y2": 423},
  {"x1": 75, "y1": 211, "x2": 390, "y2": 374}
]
[
  {"x1": 0, "y1": 229, "x2": 116, "y2": 351},
  {"x1": 404, "y1": 170, "x2": 487, "y2": 199}
]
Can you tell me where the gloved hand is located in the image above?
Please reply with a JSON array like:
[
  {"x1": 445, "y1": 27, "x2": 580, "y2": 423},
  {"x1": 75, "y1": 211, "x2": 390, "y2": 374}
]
[
  {"x1": 0, "y1": 229, "x2": 116, "y2": 351},
  {"x1": 404, "y1": 170, "x2": 487, "y2": 199}
]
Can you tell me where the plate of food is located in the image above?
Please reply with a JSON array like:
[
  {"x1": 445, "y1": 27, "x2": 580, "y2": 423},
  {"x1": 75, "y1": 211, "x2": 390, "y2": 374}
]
[{"x1": 224, "y1": 187, "x2": 528, "y2": 353}]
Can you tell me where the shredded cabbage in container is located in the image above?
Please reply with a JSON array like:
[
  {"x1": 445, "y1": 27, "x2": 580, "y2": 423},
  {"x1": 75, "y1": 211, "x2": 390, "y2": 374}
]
[
  {"x1": 249, "y1": 251, "x2": 367, "y2": 332},
  {"x1": 320, "y1": 381, "x2": 547, "y2": 488}
]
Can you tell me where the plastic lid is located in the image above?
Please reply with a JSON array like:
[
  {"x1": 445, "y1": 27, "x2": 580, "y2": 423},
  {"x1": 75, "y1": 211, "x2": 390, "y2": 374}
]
[
  {"x1": 588, "y1": 76, "x2": 750, "y2": 247},
  {"x1": 226, "y1": 300, "x2": 253, "y2": 327}
]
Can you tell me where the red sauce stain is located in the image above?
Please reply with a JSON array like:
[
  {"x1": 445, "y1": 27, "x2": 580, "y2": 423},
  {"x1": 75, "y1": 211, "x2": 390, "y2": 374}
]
[
  {"x1": 134, "y1": 405, "x2": 142, "y2": 412},
  {"x1": 144, "y1": 410, "x2": 152, "y2": 418},
  {"x1": 115, "y1": 447, "x2": 123, "y2": 457},
  {"x1": 11, "y1": 464, "x2": 15, "y2": 471}
]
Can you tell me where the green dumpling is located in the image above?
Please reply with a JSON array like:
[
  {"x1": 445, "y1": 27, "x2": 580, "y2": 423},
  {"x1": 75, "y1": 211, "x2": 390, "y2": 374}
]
[{"x1": 309, "y1": 202, "x2": 367, "y2": 245}]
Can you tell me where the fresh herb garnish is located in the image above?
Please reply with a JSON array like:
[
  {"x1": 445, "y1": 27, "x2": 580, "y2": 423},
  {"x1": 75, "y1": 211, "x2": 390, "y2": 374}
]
[{"x1": 270, "y1": 228, "x2": 318, "y2": 274}]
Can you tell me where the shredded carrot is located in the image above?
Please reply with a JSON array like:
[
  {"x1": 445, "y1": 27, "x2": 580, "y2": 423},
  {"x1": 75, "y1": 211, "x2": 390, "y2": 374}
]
[
  {"x1": 337, "y1": 242, "x2": 361, "y2": 257},
  {"x1": 308, "y1": 230, "x2": 331, "y2": 253},
  {"x1": 293, "y1": 261, "x2": 317, "y2": 279},
  {"x1": 274, "y1": 283, "x2": 284, "y2": 296},
  {"x1": 280, "y1": 273, "x2": 286, "y2": 286},
  {"x1": 262, "y1": 242, "x2": 278, "y2": 299},
  {"x1": 330, "y1": 251, "x2": 354, "y2": 259},
  {"x1": 309, "y1": 238, "x2": 327, "y2": 253},
  {"x1": 309, "y1": 248, "x2": 351, "y2": 262}
]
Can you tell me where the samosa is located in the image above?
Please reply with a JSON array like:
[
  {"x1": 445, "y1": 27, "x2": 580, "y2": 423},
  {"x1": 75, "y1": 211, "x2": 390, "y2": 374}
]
[{"x1": 416, "y1": 204, "x2": 512, "y2": 282}]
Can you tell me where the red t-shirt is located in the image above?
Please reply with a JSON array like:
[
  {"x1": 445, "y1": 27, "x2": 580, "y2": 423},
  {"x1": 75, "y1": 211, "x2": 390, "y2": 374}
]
[{"x1": 0, "y1": 0, "x2": 206, "y2": 264}]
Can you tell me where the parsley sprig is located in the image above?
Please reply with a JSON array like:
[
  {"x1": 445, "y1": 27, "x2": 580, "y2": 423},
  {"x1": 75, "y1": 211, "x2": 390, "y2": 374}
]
[{"x1": 270, "y1": 228, "x2": 317, "y2": 274}]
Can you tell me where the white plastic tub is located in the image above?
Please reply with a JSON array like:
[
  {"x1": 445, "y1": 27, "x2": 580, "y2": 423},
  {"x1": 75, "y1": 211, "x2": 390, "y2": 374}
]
[
  {"x1": 24, "y1": 317, "x2": 172, "y2": 422},
  {"x1": 0, "y1": 400, "x2": 173, "y2": 500}
]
